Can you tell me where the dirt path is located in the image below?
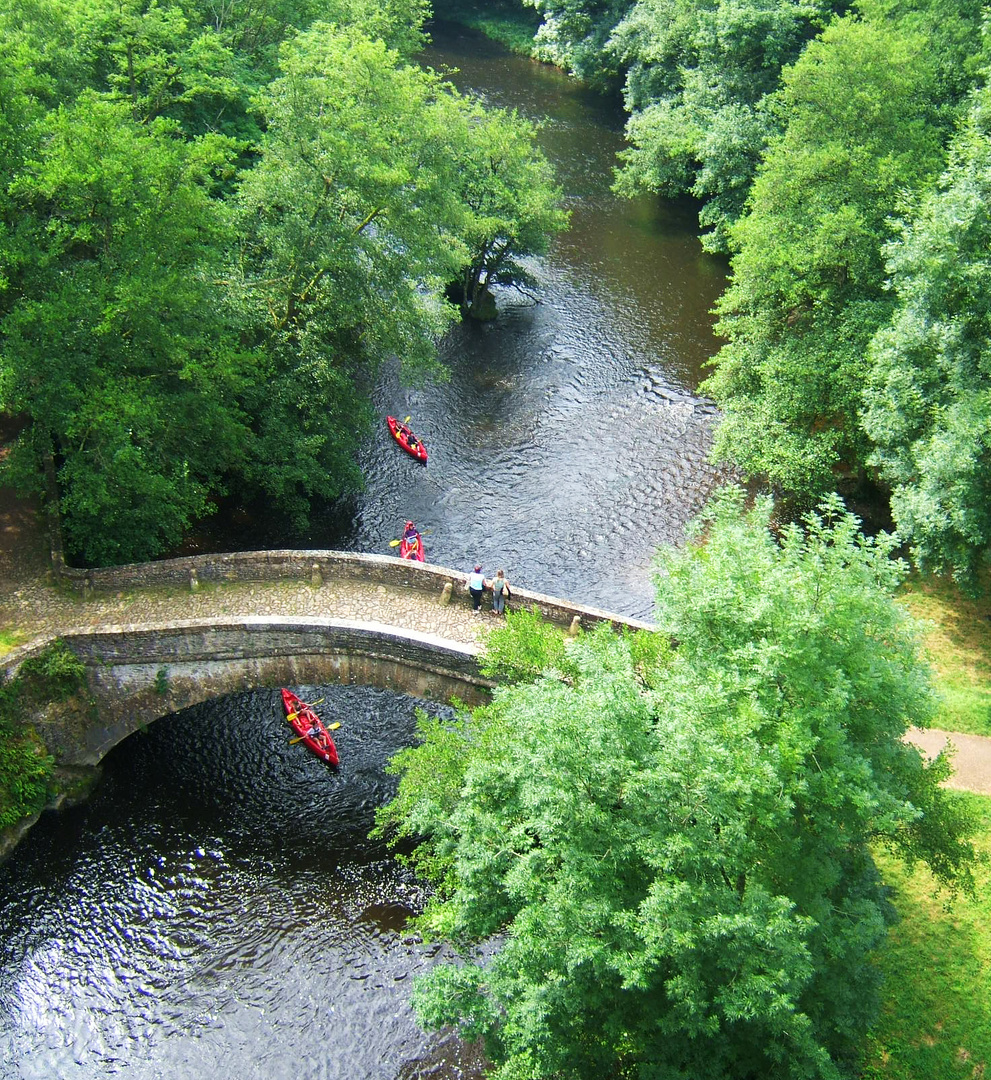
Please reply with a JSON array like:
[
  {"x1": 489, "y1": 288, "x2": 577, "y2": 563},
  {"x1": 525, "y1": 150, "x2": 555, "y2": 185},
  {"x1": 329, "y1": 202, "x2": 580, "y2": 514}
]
[{"x1": 906, "y1": 727, "x2": 991, "y2": 795}]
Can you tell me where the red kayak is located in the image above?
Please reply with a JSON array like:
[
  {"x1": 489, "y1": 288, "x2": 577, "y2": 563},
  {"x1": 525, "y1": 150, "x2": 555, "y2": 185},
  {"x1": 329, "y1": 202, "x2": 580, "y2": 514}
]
[
  {"x1": 281, "y1": 689, "x2": 339, "y2": 766},
  {"x1": 399, "y1": 530, "x2": 425, "y2": 562},
  {"x1": 387, "y1": 416, "x2": 428, "y2": 463}
]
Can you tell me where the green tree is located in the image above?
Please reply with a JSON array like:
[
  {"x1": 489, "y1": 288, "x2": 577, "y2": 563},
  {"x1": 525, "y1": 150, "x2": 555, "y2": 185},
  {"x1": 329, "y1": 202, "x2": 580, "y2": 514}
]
[
  {"x1": 0, "y1": 94, "x2": 249, "y2": 564},
  {"x1": 446, "y1": 98, "x2": 568, "y2": 320},
  {"x1": 0, "y1": 0, "x2": 251, "y2": 135},
  {"x1": 0, "y1": 0, "x2": 401, "y2": 145},
  {"x1": 0, "y1": 31, "x2": 46, "y2": 241},
  {"x1": 704, "y1": 16, "x2": 945, "y2": 497},
  {"x1": 376, "y1": 488, "x2": 974, "y2": 1080},
  {"x1": 612, "y1": 0, "x2": 838, "y2": 252},
  {"x1": 523, "y1": 0, "x2": 633, "y2": 82},
  {"x1": 223, "y1": 25, "x2": 472, "y2": 515},
  {"x1": 862, "y1": 86, "x2": 991, "y2": 587},
  {"x1": 611, "y1": 0, "x2": 982, "y2": 253},
  {"x1": 317, "y1": 0, "x2": 431, "y2": 56}
]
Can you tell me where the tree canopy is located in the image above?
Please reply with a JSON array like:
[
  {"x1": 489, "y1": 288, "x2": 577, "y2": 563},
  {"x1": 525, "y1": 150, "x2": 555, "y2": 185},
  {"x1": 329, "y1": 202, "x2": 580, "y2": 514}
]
[
  {"x1": 0, "y1": 0, "x2": 566, "y2": 564},
  {"x1": 611, "y1": 0, "x2": 839, "y2": 252},
  {"x1": 703, "y1": 15, "x2": 945, "y2": 497},
  {"x1": 376, "y1": 487, "x2": 975, "y2": 1079},
  {"x1": 522, "y1": 0, "x2": 633, "y2": 83},
  {"x1": 446, "y1": 98, "x2": 569, "y2": 319},
  {"x1": 222, "y1": 24, "x2": 466, "y2": 519},
  {"x1": 0, "y1": 92, "x2": 248, "y2": 564},
  {"x1": 862, "y1": 85, "x2": 991, "y2": 587}
]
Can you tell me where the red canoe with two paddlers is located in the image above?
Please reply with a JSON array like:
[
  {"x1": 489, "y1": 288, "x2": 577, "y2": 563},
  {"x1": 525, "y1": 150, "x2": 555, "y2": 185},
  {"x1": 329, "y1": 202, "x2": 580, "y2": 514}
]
[
  {"x1": 387, "y1": 415, "x2": 428, "y2": 463},
  {"x1": 399, "y1": 530, "x2": 425, "y2": 561},
  {"x1": 281, "y1": 689, "x2": 339, "y2": 766}
]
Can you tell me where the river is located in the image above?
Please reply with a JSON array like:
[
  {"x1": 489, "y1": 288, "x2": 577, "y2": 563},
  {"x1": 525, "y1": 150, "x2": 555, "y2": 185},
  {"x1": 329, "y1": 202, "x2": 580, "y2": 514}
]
[{"x1": 0, "y1": 22, "x2": 727, "y2": 1080}]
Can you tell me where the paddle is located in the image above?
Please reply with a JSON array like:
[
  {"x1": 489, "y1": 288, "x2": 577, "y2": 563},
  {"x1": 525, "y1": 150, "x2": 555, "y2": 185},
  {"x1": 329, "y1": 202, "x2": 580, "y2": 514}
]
[
  {"x1": 289, "y1": 722, "x2": 341, "y2": 745},
  {"x1": 285, "y1": 696, "x2": 325, "y2": 722}
]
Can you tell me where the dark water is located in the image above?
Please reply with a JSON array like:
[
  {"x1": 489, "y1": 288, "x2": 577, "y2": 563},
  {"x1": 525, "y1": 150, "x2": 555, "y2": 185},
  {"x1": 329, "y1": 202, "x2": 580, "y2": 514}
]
[
  {"x1": 0, "y1": 24, "x2": 730, "y2": 1080},
  {"x1": 182, "y1": 22, "x2": 730, "y2": 623},
  {"x1": 0, "y1": 689, "x2": 487, "y2": 1080}
]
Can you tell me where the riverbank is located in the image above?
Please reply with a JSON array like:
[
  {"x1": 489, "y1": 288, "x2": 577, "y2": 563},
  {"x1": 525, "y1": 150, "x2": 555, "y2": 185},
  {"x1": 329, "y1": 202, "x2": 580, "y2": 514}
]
[
  {"x1": 869, "y1": 579, "x2": 991, "y2": 1079},
  {"x1": 430, "y1": 2, "x2": 541, "y2": 57}
]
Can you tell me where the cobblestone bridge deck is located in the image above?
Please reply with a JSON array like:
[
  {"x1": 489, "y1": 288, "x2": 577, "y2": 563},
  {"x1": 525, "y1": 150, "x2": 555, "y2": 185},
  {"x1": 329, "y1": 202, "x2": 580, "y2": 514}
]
[{"x1": 2, "y1": 490, "x2": 990, "y2": 796}]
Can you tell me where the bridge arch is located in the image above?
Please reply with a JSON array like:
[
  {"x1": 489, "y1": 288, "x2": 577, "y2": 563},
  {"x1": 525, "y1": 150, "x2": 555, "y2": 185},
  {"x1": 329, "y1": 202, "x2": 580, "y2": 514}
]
[{"x1": 18, "y1": 617, "x2": 497, "y2": 768}]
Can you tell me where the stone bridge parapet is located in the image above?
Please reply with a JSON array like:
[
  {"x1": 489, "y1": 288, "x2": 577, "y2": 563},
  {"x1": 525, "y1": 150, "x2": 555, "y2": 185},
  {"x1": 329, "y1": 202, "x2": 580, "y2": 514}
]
[
  {"x1": 54, "y1": 548, "x2": 652, "y2": 636},
  {"x1": 7, "y1": 550, "x2": 655, "y2": 770}
]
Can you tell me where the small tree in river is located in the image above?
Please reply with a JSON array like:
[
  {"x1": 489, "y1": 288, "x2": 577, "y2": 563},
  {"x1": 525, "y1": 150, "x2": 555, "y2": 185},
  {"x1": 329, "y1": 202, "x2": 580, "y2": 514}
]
[
  {"x1": 447, "y1": 99, "x2": 568, "y2": 320},
  {"x1": 375, "y1": 487, "x2": 975, "y2": 1080}
]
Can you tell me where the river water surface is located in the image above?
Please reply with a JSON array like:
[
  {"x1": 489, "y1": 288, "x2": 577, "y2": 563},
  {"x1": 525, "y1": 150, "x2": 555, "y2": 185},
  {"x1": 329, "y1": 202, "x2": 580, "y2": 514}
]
[
  {"x1": 0, "y1": 23, "x2": 727, "y2": 1080},
  {"x1": 182, "y1": 21, "x2": 730, "y2": 621}
]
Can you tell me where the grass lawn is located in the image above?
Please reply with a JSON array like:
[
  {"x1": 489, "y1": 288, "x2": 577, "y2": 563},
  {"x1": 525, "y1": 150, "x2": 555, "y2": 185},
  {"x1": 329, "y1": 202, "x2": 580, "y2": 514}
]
[
  {"x1": 864, "y1": 792, "x2": 991, "y2": 1080},
  {"x1": 432, "y1": 0, "x2": 542, "y2": 56},
  {"x1": 865, "y1": 577, "x2": 991, "y2": 1078},
  {"x1": 898, "y1": 575, "x2": 991, "y2": 737},
  {"x1": 0, "y1": 629, "x2": 27, "y2": 658}
]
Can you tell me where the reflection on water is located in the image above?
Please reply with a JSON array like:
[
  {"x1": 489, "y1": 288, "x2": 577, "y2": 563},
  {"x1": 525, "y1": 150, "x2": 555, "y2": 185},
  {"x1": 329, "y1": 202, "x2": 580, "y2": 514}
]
[
  {"x1": 0, "y1": 688, "x2": 487, "y2": 1080},
  {"x1": 0, "y1": 23, "x2": 734, "y2": 1080}
]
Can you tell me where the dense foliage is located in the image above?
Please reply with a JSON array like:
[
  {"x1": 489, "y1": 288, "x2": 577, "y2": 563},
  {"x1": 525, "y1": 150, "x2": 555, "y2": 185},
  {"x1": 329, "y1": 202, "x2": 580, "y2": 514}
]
[
  {"x1": 0, "y1": 641, "x2": 84, "y2": 829},
  {"x1": 0, "y1": 0, "x2": 565, "y2": 564},
  {"x1": 862, "y1": 85, "x2": 991, "y2": 587},
  {"x1": 704, "y1": 15, "x2": 946, "y2": 496},
  {"x1": 611, "y1": 0, "x2": 839, "y2": 252},
  {"x1": 376, "y1": 488, "x2": 975, "y2": 1079},
  {"x1": 699, "y1": 2, "x2": 989, "y2": 578},
  {"x1": 461, "y1": 0, "x2": 991, "y2": 583},
  {"x1": 523, "y1": 0, "x2": 632, "y2": 83},
  {"x1": 449, "y1": 101, "x2": 568, "y2": 318}
]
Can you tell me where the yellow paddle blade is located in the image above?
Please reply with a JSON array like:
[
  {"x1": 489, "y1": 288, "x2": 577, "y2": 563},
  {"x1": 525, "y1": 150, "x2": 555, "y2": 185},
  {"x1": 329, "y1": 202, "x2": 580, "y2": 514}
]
[
  {"x1": 328, "y1": 722, "x2": 341, "y2": 731},
  {"x1": 285, "y1": 696, "x2": 324, "y2": 721}
]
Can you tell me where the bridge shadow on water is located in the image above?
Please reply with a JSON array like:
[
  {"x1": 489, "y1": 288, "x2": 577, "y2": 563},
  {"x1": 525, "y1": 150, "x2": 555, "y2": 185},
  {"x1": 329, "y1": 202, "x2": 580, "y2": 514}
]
[{"x1": 0, "y1": 684, "x2": 491, "y2": 1079}]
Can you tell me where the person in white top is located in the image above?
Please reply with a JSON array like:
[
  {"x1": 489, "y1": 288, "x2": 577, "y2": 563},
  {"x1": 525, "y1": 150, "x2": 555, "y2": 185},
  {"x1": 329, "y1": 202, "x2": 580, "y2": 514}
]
[{"x1": 467, "y1": 564, "x2": 486, "y2": 612}]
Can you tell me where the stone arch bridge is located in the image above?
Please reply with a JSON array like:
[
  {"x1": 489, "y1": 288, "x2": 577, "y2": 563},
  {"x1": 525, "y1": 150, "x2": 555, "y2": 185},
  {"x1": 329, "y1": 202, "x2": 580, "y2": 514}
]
[{"x1": 4, "y1": 550, "x2": 653, "y2": 770}]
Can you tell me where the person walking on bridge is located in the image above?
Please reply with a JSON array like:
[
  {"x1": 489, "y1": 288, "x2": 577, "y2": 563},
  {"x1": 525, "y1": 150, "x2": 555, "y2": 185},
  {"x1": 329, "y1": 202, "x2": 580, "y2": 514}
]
[
  {"x1": 491, "y1": 569, "x2": 511, "y2": 615},
  {"x1": 467, "y1": 564, "x2": 486, "y2": 613}
]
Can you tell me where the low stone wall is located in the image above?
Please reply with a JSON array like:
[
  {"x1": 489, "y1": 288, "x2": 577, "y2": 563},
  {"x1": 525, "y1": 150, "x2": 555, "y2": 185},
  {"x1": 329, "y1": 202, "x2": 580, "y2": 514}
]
[
  {"x1": 12, "y1": 617, "x2": 497, "y2": 767},
  {"x1": 55, "y1": 549, "x2": 655, "y2": 635}
]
